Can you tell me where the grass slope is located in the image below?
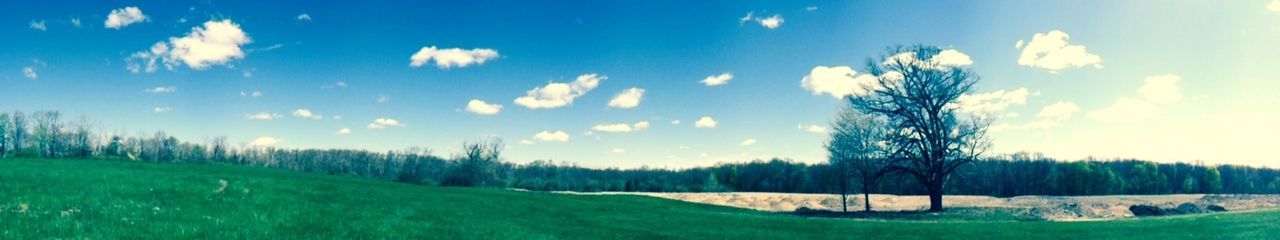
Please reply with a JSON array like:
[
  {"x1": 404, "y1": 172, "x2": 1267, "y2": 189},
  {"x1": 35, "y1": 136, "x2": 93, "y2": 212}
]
[{"x1": 1, "y1": 158, "x2": 1277, "y2": 239}]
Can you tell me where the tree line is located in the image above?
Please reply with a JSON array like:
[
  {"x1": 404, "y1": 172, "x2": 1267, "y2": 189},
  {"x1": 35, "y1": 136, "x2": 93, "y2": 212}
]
[{"x1": 2, "y1": 110, "x2": 1279, "y2": 197}]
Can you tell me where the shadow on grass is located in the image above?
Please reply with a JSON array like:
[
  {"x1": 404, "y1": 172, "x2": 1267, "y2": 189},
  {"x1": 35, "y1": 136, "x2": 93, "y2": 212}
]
[{"x1": 790, "y1": 207, "x2": 1036, "y2": 221}]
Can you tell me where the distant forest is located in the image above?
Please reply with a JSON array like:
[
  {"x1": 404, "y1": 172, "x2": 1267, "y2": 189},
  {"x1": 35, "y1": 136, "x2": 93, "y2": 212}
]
[{"x1": 2, "y1": 110, "x2": 1280, "y2": 196}]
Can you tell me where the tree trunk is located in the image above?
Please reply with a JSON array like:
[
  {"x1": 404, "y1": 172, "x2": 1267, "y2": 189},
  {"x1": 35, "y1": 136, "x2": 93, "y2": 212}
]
[
  {"x1": 927, "y1": 180, "x2": 944, "y2": 212},
  {"x1": 840, "y1": 178, "x2": 848, "y2": 212},
  {"x1": 862, "y1": 180, "x2": 872, "y2": 212}
]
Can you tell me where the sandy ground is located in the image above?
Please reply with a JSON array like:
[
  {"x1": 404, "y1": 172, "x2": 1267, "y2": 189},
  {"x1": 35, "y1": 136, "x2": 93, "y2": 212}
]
[{"x1": 555, "y1": 191, "x2": 1280, "y2": 221}]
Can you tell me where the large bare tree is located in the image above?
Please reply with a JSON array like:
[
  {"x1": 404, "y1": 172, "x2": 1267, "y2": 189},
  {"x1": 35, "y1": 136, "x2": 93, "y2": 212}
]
[
  {"x1": 848, "y1": 45, "x2": 991, "y2": 212},
  {"x1": 826, "y1": 106, "x2": 895, "y2": 212}
]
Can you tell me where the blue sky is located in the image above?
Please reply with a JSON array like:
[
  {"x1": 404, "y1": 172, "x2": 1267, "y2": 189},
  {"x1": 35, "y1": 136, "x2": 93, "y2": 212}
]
[{"x1": 4, "y1": 1, "x2": 1280, "y2": 168}]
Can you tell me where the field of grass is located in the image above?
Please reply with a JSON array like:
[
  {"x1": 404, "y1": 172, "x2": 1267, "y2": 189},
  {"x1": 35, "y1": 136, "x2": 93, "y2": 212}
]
[{"x1": 1, "y1": 157, "x2": 1277, "y2": 239}]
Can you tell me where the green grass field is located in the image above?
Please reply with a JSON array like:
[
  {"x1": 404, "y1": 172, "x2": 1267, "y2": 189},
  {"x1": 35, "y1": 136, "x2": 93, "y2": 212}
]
[{"x1": 1, "y1": 158, "x2": 1277, "y2": 239}]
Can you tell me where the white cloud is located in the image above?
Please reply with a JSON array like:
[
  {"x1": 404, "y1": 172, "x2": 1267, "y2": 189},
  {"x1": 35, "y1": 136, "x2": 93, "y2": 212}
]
[
  {"x1": 739, "y1": 12, "x2": 754, "y2": 25},
  {"x1": 634, "y1": 121, "x2": 650, "y2": 130},
  {"x1": 367, "y1": 118, "x2": 404, "y2": 129},
  {"x1": 956, "y1": 88, "x2": 1033, "y2": 113},
  {"x1": 22, "y1": 67, "x2": 37, "y2": 79},
  {"x1": 608, "y1": 88, "x2": 645, "y2": 109},
  {"x1": 514, "y1": 73, "x2": 604, "y2": 109},
  {"x1": 105, "y1": 7, "x2": 147, "y2": 29},
  {"x1": 297, "y1": 14, "x2": 312, "y2": 21},
  {"x1": 801, "y1": 66, "x2": 878, "y2": 99},
  {"x1": 292, "y1": 109, "x2": 322, "y2": 120},
  {"x1": 611, "y1": 148, "x2": 626, "y2": 153},
  {"x1": 519, "y1": 139, "x2": 536, "y2": 145},
  {"x1": 1138, "y1": 75, "x2": 1183, "y2": 104},
  {"x1": 695, "y1": 116, "x2": 718, "y2": 128},
  {"x1": 1087, "y1": 75, "x2": 1184, "y2": 124},
  {"x1": 377, "y1": 95, "x2": 390, "y2": 103},
  {"x1": 1037, "y1": 101, "x2": 1081, "y2": 121},
  {"x1": 249, "y1": 137, "x2": 282, "y2": 147},
  {"x1": 701, "y1": 73, "x2": 732, "y2": 86},
  {"x1": 244, "y1": 112, "x2": 282, "y2": 120},
  {"x1": 127, "y1": 20, "x2": 251, "y2": 72},
  {"x1": 409, "y1": 46, "x2": 499, "y2": 69},
  {"x1": 670, "y1": 120, "x2": 681, "y2": 125},
  {"x1": 71, "y1": 18, "x2": 81, "y2": 27},
  {"x1": 798, "y1": 124, "x2": 826, "y2": 134},
  {"x1": 335, "y1": 127, "x2": 351, "y2": 135},
  {"x1": 806, "y1": 6, "x2": 818, "y2": 11},
  {"x1": 592, "y1": 121, "x2": 650, "y2": 133},
  {"x1": 241, "y1": 91, "x2": 263, "y2": 97},
  {"x1": 533, "y1": 130, "x2": 570, "y2": 142},
  {"x1": 1089, "y1": 98, "x2": 1161, "y2": 124},
  {"x1": 29, "y1": 20, "x2": 46, "y2": 31},
  {"x1": 1016, "y1": 30, "x2": 1102, "y2": 72},
  {"x1": 465, "y1": 99, "x2": 503, "y2": 115},
  {"x1": 883, "y1": 49, "x2": 974, "y2": 69},
  {"x1": 1270, "y1": 0, "x2": 1280, "y2": 12},
  {"x1": 144, "y1": 86, "x2": 176, "y2": 94},
  {"x1": 740, "y1": 138, "x2": 757, "y2": 146},
  {"x1": 758, "y1": 15, "x2": 783, "y2": 29},
  {"x1": 153, "y1": 107, "x2": 172, "y2": 113}
]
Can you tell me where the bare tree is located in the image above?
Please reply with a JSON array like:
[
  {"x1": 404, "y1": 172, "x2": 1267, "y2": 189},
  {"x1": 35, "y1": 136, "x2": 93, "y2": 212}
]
[
  {"x1": 444, "y1": 138, "x2": 505, "y2": 187},
  {"x1": 827, "y1": 106, "x2": 895, "y2": 212},
  {"x1": 848, "y1": 45, "x2": 991, "y2": 212},
  {"x1": 11, "y1": 111, "x2": 27, "y2": 156}
]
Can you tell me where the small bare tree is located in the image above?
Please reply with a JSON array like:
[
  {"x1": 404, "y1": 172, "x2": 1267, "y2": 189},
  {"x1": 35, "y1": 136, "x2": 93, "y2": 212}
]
[
  {"x1": 827, "y1": 106, "x2": 895, "y2": 212},
  {"x1": 444, "y1": 138, "x2": 504, "y2": 187}
]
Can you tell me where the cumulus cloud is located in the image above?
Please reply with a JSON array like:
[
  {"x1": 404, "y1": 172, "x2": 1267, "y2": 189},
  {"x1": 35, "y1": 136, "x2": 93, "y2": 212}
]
[
  {"x1": 297, "y1": 14, "x2": 312, "y2": 21},
  {"x1": 758, "y1": 15, "x2": 783, "y2": 29},
  {"x1": 409, "y1": 46, "x2": 499, "y2": 69},
  {"x1": 466, "y1": 99, "x2": 503, "y2": 115},
  {"x1": 29, "y1": 20, "x2": 46, "y2": 31},
  {"x1": 532, "y1": 130, "x2": 570, "y2": 142},
  {"x1": 153, "y1": 107, "x2": 172, "y2": 113},
  {"x1": 1016, "y1": 30, "x2": 1102, "y2": 72},
  {"x1": 1138, "y1": 75, "x2": 1183, "y2": 104},
  {"x1": 127, "y1": 20, "x2": 251, "y2": 72},
  {"x1": 244, "y1": 112, "x2": 282, "y2": 120},
  {"x1": 701, "y1": 73, "x2": 732, "y2": 86},
  {"x1": 1037, "y1": 101, "x2": 1082, "y2": 121},
  {"x1": 608, "y1": 88, "x2": 645, "y2": 109},
  {"x1": 990, "y1": 101, "x2": 1081, "y2": 133},
  {"x1": 292, "y1": 109, "x2": 322, "y2": 120},
  {"x1": 740, "y1": 138, "x2": 758, "y2": 146},
  {"x1": 801, "y1": 66, "x2": 878, "y2": 99},
  {"x1": 1271, "y1": 0, "x2": 1280, "y2": 12},
  {"x1": 1089, "y1": 98, "x2": 1161, "y2": 124},
  {"x1": 611, "y1": 148, "x2": 625, "y2": 153},
  {"x1": 695, "y1": 116, "x2": 718, "y2": 128},
  {"x1": 105, "y1": 7, "x2": 147, "y2": 29},
  {"x1": 249, "y1": 137, "x2": 282, "y2": 147},
  {"x1": 335, "y1": 127, "x2": 351, "y2": 135},
  {"x1": 22, "y1": 67, "x2": 37, "y2": 79},
  {"x1": 592, "y1": 121, "x2": 651, "y2": 133},
  {"x1": 883, "y1": 49, "x2": 974, "y2": 69},
  {"x1": 377, "y1": 95, "x2": 390, "y2": 103},
  {"x1": 956, "y1": 88, "x2": 1034, "y2": 114},
  {"x1": 71, "y1": 18, "x2": 81, "y2": 27},
  {"x1": 1088, "y1": 75, "x2": 1184, "y2": 123},
  {"x1": 798, "y1": 124, "x2": 826, "y2": 134},
  {"x1": 144, "y1": 86, "x2": 176, "y2": 94},
  {"x1": 514, "y1": 73, "x2": 604, "y2": 109},
  {"x1": 670, "y1": 120, "x2": 681, "y2": 125},
  {"x1": 367, "y1": 118, "x2": 404, "y2": 129}
]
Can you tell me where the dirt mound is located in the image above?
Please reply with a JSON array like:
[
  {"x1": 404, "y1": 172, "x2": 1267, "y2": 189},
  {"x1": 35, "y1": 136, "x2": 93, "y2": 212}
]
[{"x1": 565, "y1": 192, "x2": 1280, "y2": 221}]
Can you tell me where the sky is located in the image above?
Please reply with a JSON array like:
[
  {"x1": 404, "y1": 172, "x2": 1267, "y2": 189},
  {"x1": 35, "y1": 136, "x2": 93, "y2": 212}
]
[{"x1": 3, "y1": 0, "x2": 1280, "y2": 168}]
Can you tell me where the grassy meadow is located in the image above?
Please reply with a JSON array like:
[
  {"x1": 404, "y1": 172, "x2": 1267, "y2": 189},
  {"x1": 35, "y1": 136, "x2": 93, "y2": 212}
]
[{"x1": 1, "y1": 157, "x2": 1277, "y2": 239}]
